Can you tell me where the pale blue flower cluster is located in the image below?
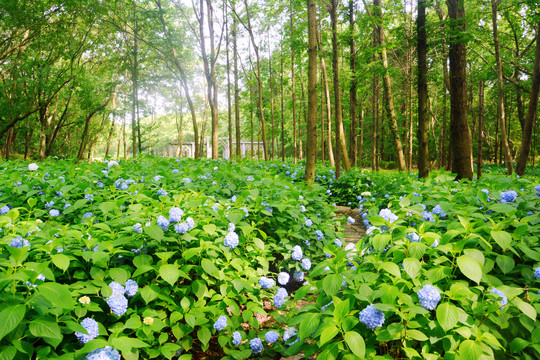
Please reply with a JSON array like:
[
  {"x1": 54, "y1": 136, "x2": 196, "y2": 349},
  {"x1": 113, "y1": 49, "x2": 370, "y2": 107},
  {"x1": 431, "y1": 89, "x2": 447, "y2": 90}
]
[
  {"x1": 157, "y1": 215, "x2": 169, "y2": 231},
  {"x1": 490, "y1": 288, "x2": 508, "y2": 309},
  {"x1": 291, "y1": 245, "x2": 302, "y2": 261},
  {"x1": 214, "y1": 315, "x2": 227, "y2": 331},
  {"x1": 9, "y1": 236, "x2": 30, "y2": 248},
  {"x1": 232, "y1": 331, "x2": 242, "y2": 346},
  {"x1": 301, "y1": 258, "x2": 311, "y2": 270},
  {"x1": 359, "y1": 305, "x2": 385, "y2": 330},
  {"x1": 432, "y1": 205, "x2": 446, "y2": 218},
  {"x1": 278, "y1": 272, "x2": 289, "y2": 285},
  {"x1": 45, "y1": 200, "x2": 54, "y2": 209},
  {"x1": 422, "y1": 211, "x2": 435, "y2": 222},
  {"x1": 49, "y1": 209, "x2": 60, "y2": 217},
  {"x1": 293, "y1": 271, "x2": 304, "y2": 282},
  {"x1": 379, "y1": 208, "x2": 398, "y2": 223},
  {"x1": 157, "y1": 189, "x2": 167, "y2": 196},
  {"x1": 250, "y1": 338, "x2": 263, "y2": 354},
  {"x1": 169, "y1": 207, "x2": 184, "y2": 222},
  {"x1": 535, "y1": 267, "x2": 540, "y2": 280},
  {"x1": 106, "y1": 280, "x2": 136, "y2": 316},
  {"x1": 125, "y1": 279, "x2": 138, "y2": 298},
  {"x1": 405, "y1": 232, "x2": 420, "y2": 242},
  {"x1": 86, "y1": 346, "x2": 120, "y2": 360},
  {"x1": 274, "y1": 287, "x2": 288, "y2": 308},
  {"x1": 133, "y1": 223, "x2": 142, "y2": 234},
  {"x1": 347, "y1": 216, "x2": 355, "y2": 224},
  {"x1": 259, "y1": 276, "x2": 275, "y2": 289},
  {"x1": 75, "y1": 318, "x2": 99, "y2": 344},
  {"x1": 82, "y1": 212, "x2": 94, "y2": 222},
  {"x1": 334, "y1": 239, "x2": 342, "y2": 247},
  {"x1": 499, "y1": 190, "x2": 518, "y2": 203},
  {"x1": 283, "y1": 327, "x2": 298, "y2": 345},
  {"x1": 535, "y1": 184, "x2": 540, "y2": 196},
  {"x1": 305, "y1": 219, "x2": 313, "y2": 227},
  {"x1": 224, "y1": 230, "x2": 239, "y2": 249},
  {"x1": 417, "y1": 284, "x2": 441, "y2": 310},
  {"x1": 315, "y1": 230, "x2": 324, "y2": 241},
  {"x1": 0, "y1": 205, "x2": 9, "y2": 214},
  {"x1": 265, "y1": 331, "x2": 279, "y2": 343}
]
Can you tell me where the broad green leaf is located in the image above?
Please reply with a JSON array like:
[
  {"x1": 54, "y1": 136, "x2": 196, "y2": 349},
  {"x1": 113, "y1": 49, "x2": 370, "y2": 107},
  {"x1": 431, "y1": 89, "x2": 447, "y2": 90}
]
[
  {"x1": 51, "y1": 254, "x2": 70, "y2": 272},
  {"x1": 491, "y1": 230, "x2": 512, "y2": 250},
  {"x1": 0, "y1": 305, "x2": 26, "y2": 342},
  {"x1": 202, "y1": 224, "x2": 216, "y2": 236},
  {"x1": 38, "y1": 283, "x2": 75, "y2": 309},
  {"x1": 0, "y1": 346, "x2": 17, "y2": 360},
  {"x1": 344, "y1": 331, "x2": 365, "y2": 358},
  {"x1": 160, "y1": 264, "x2": 180, "y2": 286},
  {"x1": 436, "y1": 302, "x2": 459, "y2": 332},
  {"x1": 459, "y1": 339, "x2": 482, "y2": 360},
  {"x1": 515, "y1": 298, "x2": 536, "y2": 321},
  {"x1": 380, "y1": 262, "x2": 401, "y2": 278},
  {"x1": 403, "y1": 258, "x2": 421, "y2": 279},
  {"x1": 144, "y1": 225, "x2": 164, "y2": 241},
  {"x1": 406, "y1": 330, "x2": 428, "y2": 341},
  {"x1": 140, "y1": 285, "x2": 159, "y2": 304},
  {"x1": 456, "y1": 255, "x2": 482, "y2": 284},
  {"x1": 333, "y1": 298, "x2": 350, "y2": 323},
  {"x1": 201, "y1": 259, "x2": 218, "y2": 277},
  {"x1": 372, "y1": 233, "x2": 391, "y2": 251},
  {"x1": 110, "y1": 336, "x2": 149, "y2": 353},
  {"x1": 495, "y1": 255, "x2": 515, "y2": 274},
  {"x1": 509, "y1": 338, "x2": 529, "y2": 353},
  {"x1": 319, "y1": 325, "x2": 339, "y2": 346},
  {"x1": 98, "y1": 201, "x2": 116, "y2": 214},
  {"x1": 197, "y1": 326, "x2": 211, "y2": 345},
  {"x1": 29, "y1": 317, "x2": 62, "y2": 340},
  {"x1": 299, "y1": 313, "x2": 320, "y2": 340},
  {"x1": 109, "y1": 268, "x2": 130, "y2": 285},
  {"x1": 322, "y1": 274, "x2": 342, "y2": 297}
]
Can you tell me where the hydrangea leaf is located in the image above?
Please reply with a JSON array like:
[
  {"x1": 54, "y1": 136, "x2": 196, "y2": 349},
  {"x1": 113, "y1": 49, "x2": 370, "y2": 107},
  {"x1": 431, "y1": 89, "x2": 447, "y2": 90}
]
[
  {"x1": 0, "y1": 305, "x2": 26, "y2": 342},
  {"x1": 51, "y1": 254, "x2": 70, "y2": 272},
  {"x1": 344, "y1": 331, "x2": 365, "y2": 358},
  {"x1": 459, "y1": 339, "x2": 482, "y2": 360},
  {"x1": 491, "y1": 231, "x2": 512, "y2": 250},
  {"x1": 436, "y1": 302, "x2": 459, "y2": 332},
  {"x1": 299, "y1": 313, "x2": 320, "y2": 340},
  {"x1": 319, "y1": 324, "x2": 340, "y2": 346},
  {"x1": 403, "y1": 258, "x2": 421, "y2": 279},
  {"x1": 456, "y1": 255, "x2": 482, "y2": 284},
  {"x1": 38, "y1": 283, "x2": 75, "y2": 309},
  {"x1": 159, "y1": 264, "x2": 180, "y2": 286},
  {"x1": 29, "y1": 317, "x2": 62, "y2": 340}
]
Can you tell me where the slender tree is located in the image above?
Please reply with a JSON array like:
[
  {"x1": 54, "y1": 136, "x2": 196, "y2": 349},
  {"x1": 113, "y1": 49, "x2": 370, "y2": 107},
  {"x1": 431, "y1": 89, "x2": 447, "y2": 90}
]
[
  {"x1": 417, "y1": 0, "x2": 429, "y2": 177},
  {"x1": 305, "y1": 0, "x2": 318, "y2": 181}
]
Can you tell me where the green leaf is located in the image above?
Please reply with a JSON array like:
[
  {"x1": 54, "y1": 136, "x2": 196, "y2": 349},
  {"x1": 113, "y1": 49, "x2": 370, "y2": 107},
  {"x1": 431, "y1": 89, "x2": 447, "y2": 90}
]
[
  {"x1": 109, "y1": 268, "x2": 130, "y2": 285},
  {"x1": 0, "y1": 346, "x2": 17, "y2": 360},
  {"x1": 99, "y1": 201, "x2": 116, "y2": 215},
  {"x1": 160, "y1": 264, "x2": 180, "y2": 286},
  {"x1": 344, "y1": 331, "x2": 365, "y2": 358},
  {"x1": 509, "y1": 338, "x2": 529, "y2": 353},
  {"x1": 372, "y1": 233, "x2": 391, "y2": 251},
  {"x1": 182, "y1": 248, "x2": 200, "y2": 261},
  {"x1": 459, "y1": 339, "x2": 482, "y2": 360},
  {"x1": 38, "y1": 283, "x2": 75, "y2": 309},
  {"x1": 27, "y1": 198, "x2": 37, "y2": 208},
  {"x1": 515, "y1": 298, "x2": 536, "y2": 321},
  {"x1": 51, "y1": 254, "x2": 70, "y2": 272},
  {"x1": 197, "y1": 326, "x2": 211, "y2": 345},
  {"x1": 380, "y1": 262, "x2": 401, "y2": 278},
  {"x1": 403, "y1": 258, "x2": 421, "y2": 279},
  {"x1": 144, "y1": 225, "x2": 164, "y2": 241},
  {"x1": 202, "y1": 224, "x2": 216, "y2": 236},
  {"x1": 299, "y1": 313, "x2": 320, "y2": 340},
  {"x1": 140, "y1": 285, "x2": 159, "y2": 304},
  {"x1": 110, "y1": 337, "x2": 149, "y2": 353},
  {"x1": 436, "y1": 302, "x2": 459, "y2": 332},
  {"x1": 333, "y1": 298, "x2": 350, "y2": 323},
  {"x1": 495, "y1": 255, "x2": 515, "y2": 274},
  {"x1": 456, "y1": 255, "x2": 482, "y2": 284},
  {"x1": 201, "y1": 259, "x2": 218, "y2": 277},
  {"x1": 29, "y1": 317, "x2": 62, "y2": 340},
  {"x1": 406, "y1": 329, "x2": 428, "y2": 341},
  {"x1": 319, "y1": 325, "x2": 339, "y2": 346},
  {"x1": 488, "y1": 203, "x2": 516, "y2": 214},
  {"x1": 491, "y1": 231, "x2": 512, "y2": 250},
  {"x1": 0, "y1": 305, "x2": 26, "y2": 342},
  {"x1": 322, "y1": 274, "x2": 342, "y2": 297}
]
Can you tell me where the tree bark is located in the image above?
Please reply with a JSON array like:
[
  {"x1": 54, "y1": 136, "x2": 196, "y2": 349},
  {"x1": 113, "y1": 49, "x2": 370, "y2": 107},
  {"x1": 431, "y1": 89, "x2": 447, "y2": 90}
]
[
  {"x1": 305, "y1": 0, "x2": 318, "y2": 182},
  {"x1": 417, "y1": 0, "x2": 429, "y2": 178},
  {"x1": 290, "y1": 1, "x2": 298, "y2": 163},
  {"x1": 348, "y1": 0, "x2": 357, "y2": 166},
  {"x1": 477, "y1": 80, "x2": 484, "y2": 179},
  {"x1": 447, "y1": 0, "x2": 473, "y2": 180},
  {"x1": 233, "y1": 7, "x2": 241, "y2": 159},
  {"x1": 491, "y1": 0, "x2": 513, "y2": 174},
  {"x1": 515, "y1": 20, "x2": 540, "y2": 175}
]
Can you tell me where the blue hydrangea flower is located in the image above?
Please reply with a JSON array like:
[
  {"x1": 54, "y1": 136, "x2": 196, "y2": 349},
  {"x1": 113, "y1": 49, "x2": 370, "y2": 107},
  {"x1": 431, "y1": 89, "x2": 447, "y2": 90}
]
[
  {"x1": 96, "y1": 182, "x2": 104, "y2": 188},
  {"x1": 321, "y1": 300, "x2": 334, "y2": 312},
  {"x1": 247, "y1": 176, "x2": 254, "y2": 181},
  {"x1": 240, "y1": 207, "x2": 249, "y2": 219},
  {"x1": 293, "y1": 271, "x2": 304, "y2": 282},
  {"x1": 9, "y1": 237, "x2": 30, "y2": 248},
  {"x1": 305, "y1": 219, "x2": 313, "y2": 227},
  {"x1": 157, "y1": 189, "x2": 167, "y2": 196},
  {"x1": 334, "y1": 239, "x2": 342, "y2": 247},
  {"x1": 347, "y1": 216, "x2": 355, "y2": 224},
  {"x1": 274, "y1": 288, "x2": 288, "y2": 308},
  {"x1": 300, "y1": 205, "x2": 306, "y2": 212},
  {"x1": 64, "y1": 203, "x2": 71, "y2": 210},
  {"x1": 301, "y1": 258, "x2": 311, "y2": 271},
  {"x1": 422, "y1": 211, "x2": 435, "y2": 222},
  {"x1": 49, "y1": 209, "x2": 60, "y2": 217},
  {"x1": 250, "y1": 338, "x2": 263, "y2": 354},
  {"x1": 379, "y1": 208, "x2": 398, "y2": 223},
  {"x1": 86, "y1": 346, "x2": 121, "y2": 360},
  {"x1": 535, "y1": 184, "x2": 540, "y2": 196},
  {"x1": 45, "y1": 200, "x2": 54, "y2": 209},
  {"x1": 283, "y1": 327, "x2": 299, "y2": 345},
  {"x1": 84, "y1": 194, "x2": 94, "y2": 202},
  {"x1": 499, "y1": 190, "x2": 518, "y2": 203},
  {"x1": 535, "y1": 267, "x2": 540, "y2": 280},
  {"x1": 0, "y1": 205, "x2": 9, "y2": 214},
  {"x1": 214, "y1": 315, "x2": 227, "y2": 331},
  {"x1": 157, "y1": 215, "x2": 169, "y2": 231},
  {"x1": 359, "y1": 305, "x2": 385, "y2": 330},
  {"x1": 417, "y1": 285, "x2": 441, "y2": 310},
  {"x1": 490, "y1": 288, "x2": 508, "y2": 310},
  {"x1": 291, "y1": 245, "x2": 302, "y2": 261},
  {"x1": 107, "y1": 293, "x2": 128, "y2": 316},
  {"x1": 125, "y1": 279, "x2": 138, "y2": 298},
  {"x1": 133, "y1": 223, "x2": 142, "y2": 234},
  {"x1": 278, "y1": 272, "x2": 289, "y2": 285},
  {"x1": 228, "y1": 223, "x2": 235, "y2": 232},
  {"x1": 405, "y1": 232, "x2": 420, "y2": 242},
  {"x1": 431, "y1": 239, "x2": 439, "y2": 248},
  {"x1": 82, "y1": 212, "x2": 94, "y2": 222},
  {"x1": 175, "y1": 222, "x2": 189, "y2": 234},
  {"x1": 259, "y1": 276, "x2": 275, "y2": 289},
  {"x1": 169, "y1": 207, "x2": 184, "y2": 222},
  {"x1": 186, "y1": 217, "x2": 195, "y2": 230},
  {"x1": 224, "y1": 231, "x2": 239, "y2": 249},
  {"x1": 75, "y1": 318, "x2": 99, "y2": 344},
  {"x1": 109, "y1": 282, "x2": 125, "y2": 296},
  {"x1": 232, "y1": 331, "x2": 242, "y2": 346},
  {"x1": 265, "y1": 331, "x2": 279, "y2": 343},
  {"x1": 315, "y1": 230, "x2": 324, "y2": 241}
]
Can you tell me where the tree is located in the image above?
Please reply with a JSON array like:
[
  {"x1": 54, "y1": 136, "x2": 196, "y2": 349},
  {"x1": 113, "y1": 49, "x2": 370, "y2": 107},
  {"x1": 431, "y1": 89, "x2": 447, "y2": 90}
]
[
  {"x1": 417, "y1": 0, "x2": 429, "y2": 177},
  {"x1": 447, "y1": 0, "x2": 473, "y2": 180},
  {"x1": 305, "y1": 0, "x2": 318, "y2": 181}
]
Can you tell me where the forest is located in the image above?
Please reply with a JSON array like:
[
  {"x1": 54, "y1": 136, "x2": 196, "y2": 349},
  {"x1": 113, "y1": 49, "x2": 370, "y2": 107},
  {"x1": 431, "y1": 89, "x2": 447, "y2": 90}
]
[{"x1": 1, "y1": 0, "x2": 538, "y2": 179}]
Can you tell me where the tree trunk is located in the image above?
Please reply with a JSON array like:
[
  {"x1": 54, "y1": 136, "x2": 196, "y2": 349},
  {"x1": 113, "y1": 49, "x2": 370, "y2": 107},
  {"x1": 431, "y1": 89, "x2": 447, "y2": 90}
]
[
  {"x1": 358, "y1": 91, "x2": 364, "y2": 167},
  {"x1": 417, "y1": 0, "x2": 429, "y2": 178},
  {"x1": 331, "y1": 0, "x2": 351, "y2": 177},
  {"x1": 233, "y1": 8, "x2": 241, "y2": 159},
  {"x1": 373, "y1": 0, "x2": 406, "y2": 171},
  {"x1": 348, "y1": 0, "x2": 357, "y2": 166},
  {"x1": 105, "y1": 90, "x2": 117, "y2": 158},
  {"x1": 281, "y1": 40, "x2": 285, "y2": 162},
  {"x1": 226, "y1": 1, "x2": 233, "y2": 160},
  {"x1": 290, "y1": 0, "x2": 298, "y2": 163},
  {"x1": 447, "y1": 0, "x2": 473, "y2": 180},
  {"x1": 321, "y1": 58, "x2": 335, "y2": 167},
  {"x1": 477, "y1": 80, "x2": 484, "y2": 179},
  {"x1": 305, "y1": 0, "x2": 317, "y2": 182},
  {"x1": 491, "y1": 0, "x2": 513, "y2": 174},
  {"x1": 372, "y1": 67, "x2": 379, "y2": 171},
  {"x1": 515, "y1": 20, "x2": 540, "y2": 175}
]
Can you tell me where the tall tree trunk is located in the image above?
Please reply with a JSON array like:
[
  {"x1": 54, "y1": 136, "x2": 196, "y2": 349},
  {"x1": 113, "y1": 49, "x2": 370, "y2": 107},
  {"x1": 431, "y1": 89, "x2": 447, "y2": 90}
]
[
  {"x1": 491, "y1": 0, "x2": 513, "y2": 174},
  {"x1": 515, "y1": 20, "x2": 540, "y2": 175},
  {"x1": 233, "y1": 8, "x2": 241, "y2": 159},
  {"x1": 348, "y1": 0, "x2": 357, "y2": 166},
  {"x1": 447, "y1": 0, "x2": 473, "y2": 180},
  {"x1": 372, "y1": 67, "x2": 379, "y2": 171},
  {"x1": 290, "y1": 0, "x2": 298, "y2": 163},
  {"x1": 417, "y1": 0, "x2": 429, "y2": 178},
  {"x1": 305, "y1": 0, "x2": 318, "y2": 181},
  {"x1": 268, "y1": 34, "x2": 275, "y2": 160},
  {"x1": 373, "y1": 0, "x2": 406, "y2": 171},
  {"x1": 320, "y1": 58, "x2": 335, "y2": 167},
  {"x1": 358, "y1": 91, "x2": 364, "y2": 167},
  {"x1": 281, "y1": 41, "x2": 285, "y2": 162},
  {"x1": 131, "y1": 11, "x2": 139, "y2": 158},
  {"x1": 105, "y1": 90, "x2": 117, "y2": 158},
  {"x1": 477, "y1": 80, "x2": 484, "y2": 179},
  {"x1": 226, "y1": 1, "x2": 233, "y2": 160},
  {"x1": 331, "y1": 0, "x2": 351, "y2": 177}
]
